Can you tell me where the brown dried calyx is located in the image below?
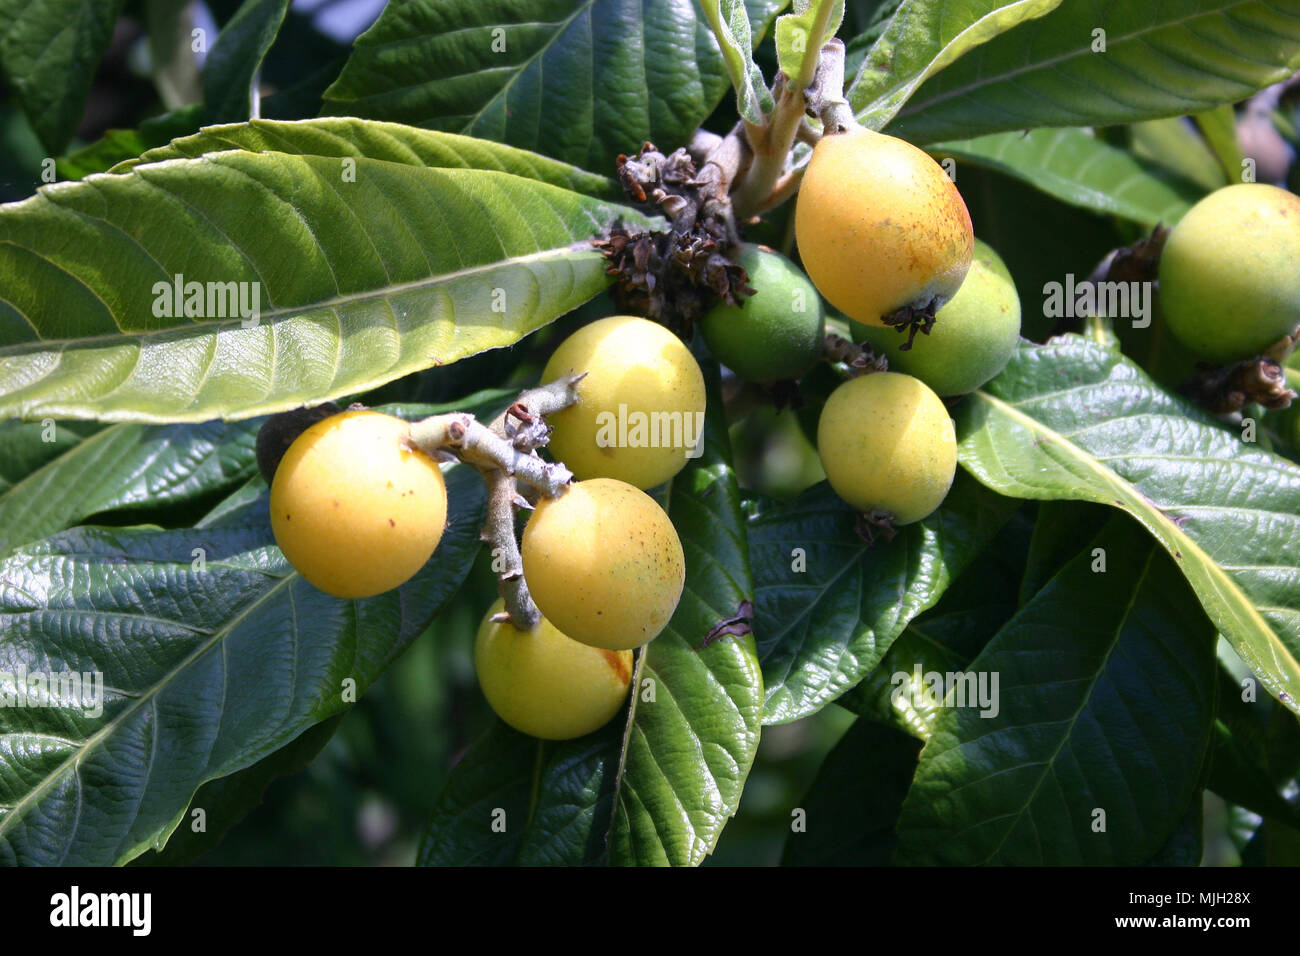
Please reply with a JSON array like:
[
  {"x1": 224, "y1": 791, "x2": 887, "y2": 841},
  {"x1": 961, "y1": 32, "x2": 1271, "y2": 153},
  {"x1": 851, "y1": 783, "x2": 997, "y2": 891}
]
[
  {"x1": 1180, "y1": 355, "x2": 1296, "y2": 414},
  {"x1": 594, "y1": 141, "x2": 751, "y2": 337}
]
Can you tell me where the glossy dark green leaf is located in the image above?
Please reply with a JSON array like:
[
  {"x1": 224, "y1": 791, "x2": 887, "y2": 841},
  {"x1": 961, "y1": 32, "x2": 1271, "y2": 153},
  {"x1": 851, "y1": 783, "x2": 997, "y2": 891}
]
[
  {"x1": 894, "y1": 516, "x2": 1217, "y2": 865},
  {"x1": 135, "y1": 714, "x2": 344, "y2": 865},
  {"x1": 1140, "y1": 798, "x2": 1204, "y2": 866},
  {"x1": 781, "y1": 718, "x2": 920, "y2": 865},
  {"x1": 887, "y1": 1, "x2": 1300, "y2": 144},
  {"x1": 748, "y1": 472, "x2": 1019, "y2": 724},
  {"x1": 203, "y1": 0, "x2": 291, "y2": 123},
  {"x1": 321, "y1": 0, "x2": 784, "y2": 172},
  {"x1": 0, "y1": 419, "x2": 260, "y2": 556},
  {"x1": 0, "y1": 0, "x2": 125, "y2": 153},
  {"x1": 0, "y1": 418, "x2": 102, "y2": 493},
  {"x1": 957, "y1": 337, "x2": 1300, "y2": 715},
  {"x1": 838, "y1": 506, "x2": 1032, "y2": 739},
  {"x1": 0, "y1": 464, "x2": 485, "y2": 865}
]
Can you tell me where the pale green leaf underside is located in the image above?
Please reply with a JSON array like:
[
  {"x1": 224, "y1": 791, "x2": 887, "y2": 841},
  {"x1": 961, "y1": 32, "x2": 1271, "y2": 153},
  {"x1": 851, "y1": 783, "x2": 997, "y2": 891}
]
[
  {"x1": 958, "y1": 337, "x2": 1300, "y2": 715},
  {"x1": 849, "y1": 0, "x2": 1064, "y2": 131},
  {"x1": 0, "y1": 146, "x2": 654, "y2": 423},
  {"x1": 930, "y1": 128, "x2": 1199, "y2": 228},
  {"x1": 887, "y1": 0, "x2": 1300, "y2": 144},
  {"x1": 109, "y1": 118, "x2": 623, "y2": 199}
]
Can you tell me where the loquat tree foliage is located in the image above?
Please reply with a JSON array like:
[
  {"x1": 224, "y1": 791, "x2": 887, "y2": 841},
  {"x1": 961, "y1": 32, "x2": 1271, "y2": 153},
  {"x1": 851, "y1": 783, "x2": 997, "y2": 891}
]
[{"x1": 0, "y1": 0, "x2": 1299, "y2": 867}]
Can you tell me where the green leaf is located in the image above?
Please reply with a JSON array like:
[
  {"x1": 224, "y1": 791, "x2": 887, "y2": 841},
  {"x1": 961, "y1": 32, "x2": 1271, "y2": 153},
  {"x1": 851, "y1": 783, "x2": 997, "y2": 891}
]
[
  {"x1": 957, "y1": 337, "x2": 1300, "y2": 716},
  {"x1": 321, "y1": 0, "x2": 783, "y2": 173},
  {"x1": 1141, "y1": 798, "x2": 1204, "y2": 866},
  {"x1": 781, "y1": 719, "x2": 920, "y2": 865},
  {"x1": 838, "y1": 506, "x2": 1033, "y2": 739},
  {"x1": 1017, "y1": 500, "x2": 1108, "y2": 605},
  {"x1": 748, "y1": 472, "x2": 1018, "y2": 724},
  {"x1": 0, "y1": 0, "x2": 125, "y2": 153},
  {"x1": 419, "y1": 721, "x2": 623, "y2": 865},
  {"x1": 894, "y1": 516, "x2": 1218, "y2": 865},
  {"x1": 0, "y1": 464, "x2": 485, "y2": 865},
  {"x1": 0, "y1": 418, "x2": 259, "y2": 557},
  {"x1": 1193, "y1": 104, "x2": 1247, "y2": 183},
  {"x1": 203, "y1": 0, "x2": 291, "y2": 123},
  {"x1": 703, "y1": 0, "x2": 774, "y2": 125},
  {"x1": 1129, "y1": 117, "x2": 1229, "y2": 192},
  {"x1": 775, "y1": 0, "x2": 845, "y2": 88},
  {"x1": 847, "y1": 0, "x2": 1064, "y2": 131},
  {"x1": 135, "y1": 714, "x2": 344, "y2": 865},
  {"x1": 930, "y1": 128, "x2": 1200, "y2": 228},
  {"x1": 0, "y1": 126, "x2": 656, "y2": 423},
  {"x1": 887, "y1": 1, "x2": 1300, "y2": 144},
  {"x1": 602, "y1": 358, "x2": 763, "y2": 866},
  {"x1": 56, "y1": 105, "x2": 207, "y2": 182},
  {"x1": 0, "y1": 418, "x2": 102, "y2": 493},
  {"x1": 110, "y1": 118, "x2": 622, "y2": 198},
  {"x1": 419, "y1": 359, "x2": 762, "y2": 866}
]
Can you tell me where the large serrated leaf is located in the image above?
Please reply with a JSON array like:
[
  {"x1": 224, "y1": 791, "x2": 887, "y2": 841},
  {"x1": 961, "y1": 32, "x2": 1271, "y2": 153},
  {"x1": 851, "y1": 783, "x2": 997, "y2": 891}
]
[
  {"x1": 747, "y1": 472, "x2": 1018, "y2": 724},
  {"x1": 894, "y1": 516, "x2": 1217, "y2": 865},
  {"x1": 0, "y1": 126, "x2": 657, "y2": 423},
  {"x1": 957, "y1": 337, "x2": 1300, "y2": 716},
  {"x1": 419, "y1": 359, "x2": 762, "y2": 866},
  {"x1": 887, "y1": 1, "x2": 1300, "y2": 144},
  {"x1": 321, "y1": 0, "x2": 784, "y2": 173},
  {"x1": 930, "y1": 128, "x2": 1200, "y2": 228},
  {"x1": 0, "y1": 465, "x2": 485, "y2": 866},
  {"x1": 847, "y1": 0, "x2": 1064, "y2": 130}
]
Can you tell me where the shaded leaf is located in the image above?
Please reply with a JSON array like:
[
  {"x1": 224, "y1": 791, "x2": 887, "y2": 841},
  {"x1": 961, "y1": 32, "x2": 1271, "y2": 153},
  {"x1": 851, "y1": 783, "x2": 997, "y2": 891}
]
[
  {"x1": 0, "y1": 464, "x2": 485, "y2": 865},
  {"x1": 888, "y1": 1, "x2": 1300, "y2": 144},
  {"x1": 748, "y1": 472, "x2": 1019, "y2": 724},
  {"x1": 894, "y1": 516, "x2": 1217, "y2": 864},
  {"x1": 957, "y1": 337, "x2": 1300, "y2": 715}
]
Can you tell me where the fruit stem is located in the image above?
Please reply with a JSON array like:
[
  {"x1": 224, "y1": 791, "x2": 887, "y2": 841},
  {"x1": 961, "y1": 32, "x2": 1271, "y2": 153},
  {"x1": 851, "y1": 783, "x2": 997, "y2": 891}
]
[
  {"x1": 484, "y1": 468, "x2": 542, "y2": 630},
  {"x1": 407, "y1": 376, "x2": 587, "y2": 630},
  {"x1": 731, "y1": 39, "x2": 859, "y2": 219}
]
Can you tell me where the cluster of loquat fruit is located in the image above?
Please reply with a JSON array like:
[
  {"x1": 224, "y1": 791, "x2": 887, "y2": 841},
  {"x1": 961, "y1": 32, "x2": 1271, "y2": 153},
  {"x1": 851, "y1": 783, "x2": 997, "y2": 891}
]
[{"x1": 262, "y1": 126, "x2": 1300, "y2": 744}]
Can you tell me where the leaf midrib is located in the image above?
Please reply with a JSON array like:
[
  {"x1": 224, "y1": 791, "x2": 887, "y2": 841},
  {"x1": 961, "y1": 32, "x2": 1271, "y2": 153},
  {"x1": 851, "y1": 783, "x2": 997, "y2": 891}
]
[
  {"x1": 0, "y1": 242, "x2": 601, "y2": 354},
  {"x1": 0, "y1": 568, "x2": 298, "y2": 846},
  {"x1": 894, "y1": 0, "x2": 1282, "y2": 121},
  {"x1": 969, "y1": 388, "x2": 1299, "y2": 707}
]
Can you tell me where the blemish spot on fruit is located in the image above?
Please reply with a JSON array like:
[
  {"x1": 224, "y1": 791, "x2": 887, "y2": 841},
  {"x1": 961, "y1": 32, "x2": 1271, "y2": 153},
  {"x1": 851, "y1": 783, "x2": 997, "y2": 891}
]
[
  {"x1": 599, "y1": 649, "x2": 631, "y2": 684},
  {"x1": 389, "y1": 518, "x2": 396, "y2": 527},
  {"x1": 333, "y1": 499, "x2": 339, "y2": 507}
]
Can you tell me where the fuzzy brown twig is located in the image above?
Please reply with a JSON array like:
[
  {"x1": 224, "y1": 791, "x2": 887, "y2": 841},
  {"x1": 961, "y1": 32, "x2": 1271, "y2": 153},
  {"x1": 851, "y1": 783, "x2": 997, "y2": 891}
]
[{"x1": 408, "y1": 377, "x2": 583, "y2": 628}]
